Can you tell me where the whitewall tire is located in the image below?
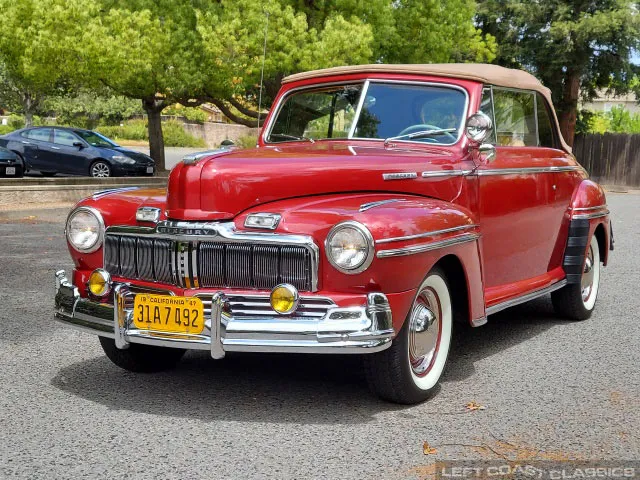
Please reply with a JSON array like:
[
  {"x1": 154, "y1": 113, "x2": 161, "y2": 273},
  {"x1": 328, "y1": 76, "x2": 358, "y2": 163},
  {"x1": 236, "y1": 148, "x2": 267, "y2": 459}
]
[
  {"x1": 552, "y1": 234, "x2": 601, "y2": 320},
  {"x1": 364, "y1": 267, "x2": 453, "y2": 404}
]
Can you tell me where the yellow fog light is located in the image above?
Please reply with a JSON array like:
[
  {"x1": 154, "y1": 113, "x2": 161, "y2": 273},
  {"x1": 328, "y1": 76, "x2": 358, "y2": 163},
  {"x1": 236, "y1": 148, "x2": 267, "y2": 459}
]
[
  {"x1": 270, "y1": 284, "x2": 299, "y2": 315},
  {"x1": 88, "y1": 268, "x2": 112, "y2": 297}
]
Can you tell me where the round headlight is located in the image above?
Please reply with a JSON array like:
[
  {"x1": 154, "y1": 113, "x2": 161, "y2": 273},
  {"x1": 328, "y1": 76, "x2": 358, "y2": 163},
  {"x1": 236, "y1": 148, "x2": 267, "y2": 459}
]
[
  {"x1": 66, "y1": 206, "x2": 104, "y2": 253},
  {"x1": 325, "y1": 221, "x2": 374, "y2": 274}
]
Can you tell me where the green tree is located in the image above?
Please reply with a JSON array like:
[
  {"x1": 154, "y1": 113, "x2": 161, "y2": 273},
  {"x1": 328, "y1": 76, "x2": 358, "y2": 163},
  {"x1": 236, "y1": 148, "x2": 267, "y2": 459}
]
[
  {"x1": 197, "y1": 0, "x2": 375, "y2": 127},
  {"x1": 44, "y1": 91, "x2": 142, "y2": 129},
  {"x1": 203, "y1": 0, "x2": 496, "y2": 126},
  {"x1": 477, "y1": 0, "x2": 640, "y2": 146},
  {"x1": 0, "y1": 0, "x2": 93, "y2": 126},
  {"x1": 84, "y1": 0, "x2": 208, "y2": 170}
]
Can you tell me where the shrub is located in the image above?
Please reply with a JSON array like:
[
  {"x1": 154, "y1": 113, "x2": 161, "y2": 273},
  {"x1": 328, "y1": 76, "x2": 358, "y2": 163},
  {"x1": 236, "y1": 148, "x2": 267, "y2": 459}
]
[
  {"x1": 0, "y1": 125, "x2": 14, "y2": 135},
  {"x1": 96, "y1": 119, "x2": 205, "y2": 147},
  {"x1": 233, "y1": 134, "x2": 258, "y2": 149},
  {"x1": 164, "y1": 105, "x2": 208, "y2": 124}
]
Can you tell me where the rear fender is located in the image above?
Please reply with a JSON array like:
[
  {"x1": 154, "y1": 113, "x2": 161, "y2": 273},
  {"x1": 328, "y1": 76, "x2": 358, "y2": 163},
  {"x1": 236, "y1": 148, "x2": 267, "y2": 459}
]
[{"x1": 569, "y1": 180, "x2": 610, "y2": 266}]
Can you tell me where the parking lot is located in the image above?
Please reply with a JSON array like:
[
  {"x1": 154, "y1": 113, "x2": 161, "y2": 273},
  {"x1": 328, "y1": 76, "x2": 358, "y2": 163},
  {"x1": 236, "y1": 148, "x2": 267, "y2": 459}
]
[{"x1": 0, "y1": 193, "x2": 638, "y2": 479}]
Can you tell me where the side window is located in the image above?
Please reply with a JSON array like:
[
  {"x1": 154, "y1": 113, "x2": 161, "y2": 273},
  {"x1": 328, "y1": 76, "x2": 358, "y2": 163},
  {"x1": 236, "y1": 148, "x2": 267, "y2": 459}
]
[
  {"x1": 22, "y1": 128, "x2": 52, "y2": 143},
  {"x1": 479, "y1": 87, "x2": 496, "y2": 144},
  {"x1": 536, "y1": 93, "x2": 556, "y2": 148},
  {"x1": 493, "y1": 89, "x2": 536, "y2": 146},
  {"x1": 53, "y1": 129, "x2": 80, "y2": 147}
]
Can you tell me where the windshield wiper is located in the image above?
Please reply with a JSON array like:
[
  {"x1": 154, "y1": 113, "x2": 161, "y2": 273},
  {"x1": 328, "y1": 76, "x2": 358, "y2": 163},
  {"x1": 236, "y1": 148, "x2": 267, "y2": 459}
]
[
  {"x1": 383, "y1": 128, "x2": 457, "y2": 145},
  {"x1": 269, "y1": 133, "x2": 315, "y2": 143}
]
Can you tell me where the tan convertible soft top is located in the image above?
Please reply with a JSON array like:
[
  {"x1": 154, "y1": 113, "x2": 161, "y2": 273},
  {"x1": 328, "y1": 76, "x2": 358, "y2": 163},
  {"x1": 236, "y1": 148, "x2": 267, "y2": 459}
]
[{"x1": 283, "y1": 63, "x2": 571, "y2": 152}]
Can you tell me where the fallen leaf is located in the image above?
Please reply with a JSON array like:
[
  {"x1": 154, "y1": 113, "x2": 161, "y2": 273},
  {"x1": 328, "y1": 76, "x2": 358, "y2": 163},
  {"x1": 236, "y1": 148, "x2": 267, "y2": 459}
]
[
  {"x1": 422, "y1": 441, "x2": 437, "y2": 455},
  {"x1": 465, "y1": 401, "x2": 486, "y2": 411}
]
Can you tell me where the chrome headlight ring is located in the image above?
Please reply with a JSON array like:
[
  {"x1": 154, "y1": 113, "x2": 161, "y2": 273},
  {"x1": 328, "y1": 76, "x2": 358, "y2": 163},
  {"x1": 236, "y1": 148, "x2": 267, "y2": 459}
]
[
  {"x1": 65, "y1": 206, "x2": 105, "y2": 253},
  {"x1": 325, "y1": 220, "x2": 375, "y2": 274}
]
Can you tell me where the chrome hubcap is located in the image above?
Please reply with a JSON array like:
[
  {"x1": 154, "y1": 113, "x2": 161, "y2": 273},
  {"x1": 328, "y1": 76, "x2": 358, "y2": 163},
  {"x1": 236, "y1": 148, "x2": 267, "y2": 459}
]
[
  {"x1": 581, "y1": 245, "x2": 595, "y2": 302},
  {"x1": 92, "y1": 163, "x2": 110, "y2": 177},
  {"x1": 409, "y1": 289, "x2": 441, "y2": 376}
]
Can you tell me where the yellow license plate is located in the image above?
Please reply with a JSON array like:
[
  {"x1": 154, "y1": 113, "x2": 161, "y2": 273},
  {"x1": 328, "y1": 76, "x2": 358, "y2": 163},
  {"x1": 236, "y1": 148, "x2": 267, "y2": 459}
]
[{"x1": 133, "y1": 294, "x2": 204, "y2": 335}]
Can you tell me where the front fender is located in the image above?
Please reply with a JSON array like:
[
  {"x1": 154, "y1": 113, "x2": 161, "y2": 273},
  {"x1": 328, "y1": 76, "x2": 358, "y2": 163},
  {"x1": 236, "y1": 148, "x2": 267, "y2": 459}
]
[
  {"x1": 237, "y1": 193, "x2": 486, "y2": 327},
  {"x1": 570, "y1": 180, "x2": 611, "y2": 265}
]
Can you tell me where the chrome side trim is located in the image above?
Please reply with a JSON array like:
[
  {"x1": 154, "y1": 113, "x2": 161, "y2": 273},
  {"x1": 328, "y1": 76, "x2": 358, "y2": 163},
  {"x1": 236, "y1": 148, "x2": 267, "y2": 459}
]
[
  {"x1": 91, "y1": 186, "x2": 140, "y2": 200},
  {"x1": 421, "y1": 169, "x2": 473, "y2": 178},
  {"x1": 572, "y1": 210, "x2": 610, "y2": 220},
  {"x1": 359, "y1": 198, "x2": 406, "y2": 212},
  {"x1": 471, "y1": 316, "x2": 487, "y2": 327},
  {"x1": 382, "y1": 172, "x2": 417, "y2": 181},
  {"x1": 477, "y1": 166, "x2": 581, "y2": 176},
  {"x1": 376, "y1": 233, "x2": 480, "y2": 258},
  {"x1": 571, "y1": 205, "x2": 607, "y2": 212},
  {"x1": 486, "y1": 279, "x2": 568, "y2": 316},
  {"x1": 376, "y1": 224, "x2": 479, "y2": 244}
]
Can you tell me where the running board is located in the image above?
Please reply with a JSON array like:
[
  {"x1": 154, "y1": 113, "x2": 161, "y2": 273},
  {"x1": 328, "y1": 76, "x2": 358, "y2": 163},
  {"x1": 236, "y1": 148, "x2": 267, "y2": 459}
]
[{"x1": 485, "y1": 279, "x2": 567, "y2": 316}]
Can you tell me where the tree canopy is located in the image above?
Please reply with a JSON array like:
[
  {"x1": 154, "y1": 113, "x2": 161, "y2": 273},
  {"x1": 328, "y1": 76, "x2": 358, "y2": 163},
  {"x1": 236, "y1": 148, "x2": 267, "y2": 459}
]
[
  {"x1": 0, "y1": 0, "x2": 497, "y2": 169},
  {"x1": 477, "y1": 0, "x2": 640, "y2": 145}
]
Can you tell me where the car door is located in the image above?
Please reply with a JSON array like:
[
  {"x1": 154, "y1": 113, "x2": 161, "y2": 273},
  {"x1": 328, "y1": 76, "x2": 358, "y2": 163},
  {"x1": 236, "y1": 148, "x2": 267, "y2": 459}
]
[
  {"x1": 19, "y1": 128, "x2": 53, "y2": 170},
  {"x1": 50, "y1": 129, "x2": 92, "y2": 175},
  {"x1": 476, "y1": 87, "x2": 559, "y2": 290}
]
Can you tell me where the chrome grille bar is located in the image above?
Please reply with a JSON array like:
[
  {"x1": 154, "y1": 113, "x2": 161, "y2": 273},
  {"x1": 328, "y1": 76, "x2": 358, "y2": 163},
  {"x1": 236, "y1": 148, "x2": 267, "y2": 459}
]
[{"x1": 104, "y1": 232, "x2": 315, "y2": 291}]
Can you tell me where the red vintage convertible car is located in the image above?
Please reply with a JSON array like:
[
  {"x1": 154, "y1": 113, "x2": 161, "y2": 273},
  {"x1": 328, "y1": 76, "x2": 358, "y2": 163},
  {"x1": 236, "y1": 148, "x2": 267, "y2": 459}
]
[{"x1": 54, "y1": 64, "x2": 611, "y2": 404}]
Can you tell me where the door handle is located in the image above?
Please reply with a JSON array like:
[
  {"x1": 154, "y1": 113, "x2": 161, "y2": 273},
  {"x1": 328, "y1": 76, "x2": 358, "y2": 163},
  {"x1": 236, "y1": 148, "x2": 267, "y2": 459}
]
[
  {"x1": 21, "y1": 141, "x2": 33, "y2": 145},
  {"x1": 50, "y1": 146, "x2": 61, "y2": 150}
]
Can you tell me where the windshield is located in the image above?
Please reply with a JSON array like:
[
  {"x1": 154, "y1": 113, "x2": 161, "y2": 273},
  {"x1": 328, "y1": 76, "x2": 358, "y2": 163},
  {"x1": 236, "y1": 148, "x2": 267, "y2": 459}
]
[
  {"x1": 266, "y1": 82, "x2": 467, "y2": 145},
  {"x1": 268, "y1": 84, "x2": 362, "y2": 142},
  {"x1": 75, "y1": 130, "x2": 118, "y2": 147}
]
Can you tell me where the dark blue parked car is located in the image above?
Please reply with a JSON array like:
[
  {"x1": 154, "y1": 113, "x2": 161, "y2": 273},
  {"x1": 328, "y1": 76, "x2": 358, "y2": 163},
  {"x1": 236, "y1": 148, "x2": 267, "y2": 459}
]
[
  {"x1": 0, "y1": 146, "x2": 23, "y2": 177},
  {"x1": 0, "y1": 127, "x2": 154, "y2": 177}
]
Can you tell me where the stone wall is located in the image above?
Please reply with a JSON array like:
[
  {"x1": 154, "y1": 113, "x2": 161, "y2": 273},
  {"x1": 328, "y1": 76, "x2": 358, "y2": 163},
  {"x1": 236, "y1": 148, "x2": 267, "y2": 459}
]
[{"x1": 182, "y1": 122, "x2": 259, "y2": 148}]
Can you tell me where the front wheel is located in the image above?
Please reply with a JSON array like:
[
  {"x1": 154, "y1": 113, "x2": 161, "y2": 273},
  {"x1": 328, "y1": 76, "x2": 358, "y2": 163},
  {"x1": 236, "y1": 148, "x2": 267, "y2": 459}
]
[
  {"x1": 90, "y1": 161, "x2": 111, "y2": 177},
  {"x1": 552, "y1": 234, "x2": 601, "y2": 321},
  {"x1": 99, "y1": 337, "x2": 185, "y2": 372},
  {"x1": 364, "y1": 268, "x2": 453, "y2": 404}
]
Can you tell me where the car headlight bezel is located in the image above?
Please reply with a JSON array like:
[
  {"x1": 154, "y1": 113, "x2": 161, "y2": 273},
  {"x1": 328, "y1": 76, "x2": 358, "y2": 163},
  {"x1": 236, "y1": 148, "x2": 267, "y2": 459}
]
[
  {"x1": 325, "y1": 221, "x2": 375, "y2": 274},
  {"x1": 65, "y1": 206, "x2": 105, "y2": 253}
]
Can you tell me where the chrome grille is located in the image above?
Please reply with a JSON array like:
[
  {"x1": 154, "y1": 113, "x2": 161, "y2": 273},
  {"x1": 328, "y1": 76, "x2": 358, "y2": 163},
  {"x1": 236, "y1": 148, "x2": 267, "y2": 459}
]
[{"x1": 104, "y1": 233, "x2": 314, "y2": 291}]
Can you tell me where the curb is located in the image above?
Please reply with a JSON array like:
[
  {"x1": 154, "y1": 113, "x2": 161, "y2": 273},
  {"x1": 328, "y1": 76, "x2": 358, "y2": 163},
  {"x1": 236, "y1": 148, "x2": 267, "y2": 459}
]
[{"x1": 0, "y1": 178, "x2": 167, "y2": 207}]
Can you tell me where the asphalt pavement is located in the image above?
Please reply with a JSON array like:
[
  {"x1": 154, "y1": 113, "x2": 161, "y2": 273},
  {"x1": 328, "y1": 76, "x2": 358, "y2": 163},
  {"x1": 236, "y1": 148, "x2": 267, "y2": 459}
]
[{"x1": 0, "y1": 194, "x2": 638, "y2": 479}]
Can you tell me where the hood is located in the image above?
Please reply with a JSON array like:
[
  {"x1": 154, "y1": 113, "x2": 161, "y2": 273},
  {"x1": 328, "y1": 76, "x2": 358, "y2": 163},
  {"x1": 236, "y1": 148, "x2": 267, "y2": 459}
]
[{"x1": 166, "y1": 142, "x2": 470, "y2": 221}]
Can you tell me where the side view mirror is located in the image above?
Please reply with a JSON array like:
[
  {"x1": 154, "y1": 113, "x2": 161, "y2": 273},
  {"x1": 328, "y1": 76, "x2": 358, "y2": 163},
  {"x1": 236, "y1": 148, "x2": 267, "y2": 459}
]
[
  {"x1": 465, "y1": 112, "x2": 493, "y2": 143},
  {"x1": 73, "y1": 142, "x2": 84, "y2": 149},
  {"x1": 465, "y1": 112, "x2": 496, "y2": 163}
]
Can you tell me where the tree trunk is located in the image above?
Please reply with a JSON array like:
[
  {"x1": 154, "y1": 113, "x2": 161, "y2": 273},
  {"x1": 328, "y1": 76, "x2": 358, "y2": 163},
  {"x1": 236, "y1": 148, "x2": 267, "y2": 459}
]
[
  {"x1": 558, "y1": 71, "x2": 581, "y2": 148},
  {"x1": 23, "y1": 94, "x2": 34, "y2": 128},
  {"x1": 142, "y1": 98, "x2": 165, "y2": 172}
]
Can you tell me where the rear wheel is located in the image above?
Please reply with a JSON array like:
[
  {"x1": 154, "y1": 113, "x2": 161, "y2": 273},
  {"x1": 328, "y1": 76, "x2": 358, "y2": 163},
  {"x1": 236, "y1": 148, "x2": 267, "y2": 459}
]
[
  {"x1": 364, "y1": 267, "x2": 453, "y2": 404},
  {"x1": 99, "y1": 337, "x2": 185, "y2": 373},
  {"x1": 552, "y1": 234, "x2": 601, "y2": 321},
  {"x1": 90, "y1": 161, "x2": 111, "y2": 177}
]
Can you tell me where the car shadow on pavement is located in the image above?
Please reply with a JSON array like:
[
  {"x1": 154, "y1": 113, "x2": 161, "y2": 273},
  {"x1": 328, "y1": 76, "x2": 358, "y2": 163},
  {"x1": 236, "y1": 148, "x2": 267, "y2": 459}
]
[{"x1": 51, "y1": 296, "x2": 567, "y2": 424}]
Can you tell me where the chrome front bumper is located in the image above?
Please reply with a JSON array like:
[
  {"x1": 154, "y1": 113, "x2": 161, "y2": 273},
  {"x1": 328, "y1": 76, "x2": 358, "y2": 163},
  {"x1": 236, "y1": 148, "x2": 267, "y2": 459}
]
[{"x1": 54, "y1": 270, "x2": 395, "y2": 356}]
